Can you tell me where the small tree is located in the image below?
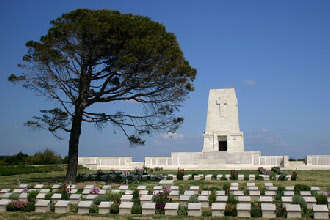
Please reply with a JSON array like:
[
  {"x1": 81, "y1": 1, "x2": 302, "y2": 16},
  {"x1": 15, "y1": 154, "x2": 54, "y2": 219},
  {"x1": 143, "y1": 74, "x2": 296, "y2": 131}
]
[{"x1": 9, "y1": 9, "x2": 196, "y2": 182}]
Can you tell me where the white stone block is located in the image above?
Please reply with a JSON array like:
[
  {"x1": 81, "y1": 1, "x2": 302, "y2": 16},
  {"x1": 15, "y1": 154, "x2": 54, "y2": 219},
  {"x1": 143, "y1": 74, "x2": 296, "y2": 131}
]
[
  {"x1": 121, "y1": 194, "x2": 133, "y2": 202},
  {"x1": 78, "y1": 201, "x2": 93, "y2": 214},
  {"x1": 1, "y1": 193, "x2": 12, "y2": 200},
  {"x1": 249, "y1": 191, "x2": 260, "y2": 201},
  {"x1": 137, "y1": 185, "x2": 146, "y2": 190},
  {"x1": 248, "y1": 186, "x2": 259, "y2": 191},
  {"x1": 198, "y1": 195, "x2": 209, "y2": 207},
  {"x1": 18, "y1": 184, "x2": 28, "y2": 189},
  {"x1": 153, "y1": 185, "x2": 162, "y2": 190},
  {"x1": 125, "y1": 190, "x2": 133, "y2": 195},
  {"x1": 0, "y1": 199, "x2": 11, "y2": 212},
  {"x1": 40, "y1": 189, "x2": 50, "y2": 194},
  {"x1": 188, "y1": 203, "x2": 202, "y2": 216},
  {"x1": 247, "y1": 182, "x2": 255, "y2": 187},
  {"x1": 34, "y1": 184, "x2": 44, "y2": 189},
  {"x1": 119, "y1": 185, "x2": 129, "y2": 191},
  {"x1": 212, "y1": 203, "x2": 226, "y2": 217},
  {"x1": 249, "y1": 174, "x2": 255, "y2": 181},
  {"x1": 171, "y1": 186, "x2": 179, "y2": 191},
  {"x1": 260, "y1": 196, "x2": 273, "y2": 203},
  {"x1": 282, "y1": 196, "x2": 292, "y2": 205},
  {"x1": 313, "y1": 204, "x2": 329, "y2": 219},
  {"x1": 142, "y1": 202, "x2": 155, "y2": 214},
  {"x1": 35, "y1": 200, "x2": 50, "y2": 213},
  {"x1": 238, "y1": 196, "x2": 251, "y2": 203},
  {"x1": 69, "y1": 194, "x2": 81, "y2": 204},
  {"x1": 140, "y1": 195, "x2": 153, "y2": 206},
  {"x1": 283, "y1": 191, "x2": 294, "y2": 196},
  {"x1": 216, "y1": 195, "x2": 228, "y2": 203},
  {"x1": 99, "y1": 201, "x2": 113, "y2": 214},
  {"x1": 179, "y1": 195, "x2": 190, "y2": 207},
  {"x1": 119, "y1": 202, "x2": 133, "y2": 214},
  {"x1": 165, "y1": 203, "x2": 179, "y2": 215},
  {"x1": 264, "y1": 183, "x2": 273, "y2": 188},
  {"x1": 139, "y1": 190, "x2": 148, "y2": 196},
  {"x1": 13, "y1": 189, "x2": 22, "y2": 193},
  {"x1": 237, "y1": 203, "x2": 251, "y2": 217},
  {"x1": 18, "y1": 193, "x2": 28, "y2": 202},
  {"x1": 190, "y1": 186, "x2": 199, "y2": 193},
  {"x1": 303, "y1": 196, "x2": 316, "y2": 209},
  {"x1": 168, "y1": 190, "x2": 179, "y2": 201},
  {"x1": 300, "y1": 191, "x2": 312, "y2": 196},
  {"x1": 205, "y1": 174, "x2": 213, "y2": 181},
  {"x1": 233, "y1": 190, "x2": 244, "y2": 199},
  {"x1": 216, "y1": 191, "x2": 225, "y2": 196},
  {"x1": 261, "y1": 203, "x2": 276, "y2": 218},
  {"x1": 238, "y1": 174, "x2": 244, "y2": 180},
  {"x1": 285, "y1": 204, "x2": 301, "y2": 219},
  {"x1": 183, "y1": 175, "x2": 190, "y2": 181},
  {"x1": 36, "y1": 193, "x2": 46, "y2": 202},
  {"x1": 159, "y1": 180, "x2": 174, "y2": 185},
  {"x1": 285, "y1": 186, "x2": 294, "y2": 191},
  {"x1": 86, "y1": 194, "x2": 97, "y2": 201},
  {"x1": 184, "y1": 190, "x2": 195, "y2": 196},
  {"x1": 201, "y1": 190, "x2": 211, "y2": 196},
  {"x1": 84, "y1": 185, "x2": 94, "y2": 189},
  {"x1": 51, "y1": 193, "x2": 61, "y2": 204},
  {"x1": 54, "y1": 200, "x2": 70, "y2": 213}
]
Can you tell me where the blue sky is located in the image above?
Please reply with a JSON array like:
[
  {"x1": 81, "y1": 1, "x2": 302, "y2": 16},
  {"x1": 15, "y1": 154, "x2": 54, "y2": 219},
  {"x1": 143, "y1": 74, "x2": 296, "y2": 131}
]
[{"x1": 0, "y1": 0, "x2": 329, "y2": 161}]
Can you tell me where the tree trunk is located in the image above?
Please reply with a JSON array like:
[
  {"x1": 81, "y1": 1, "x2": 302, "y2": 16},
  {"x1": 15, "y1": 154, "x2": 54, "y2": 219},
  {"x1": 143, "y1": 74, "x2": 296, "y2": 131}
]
[{"x1": 65, "y1": 109, "x2": 83, "y2": 183}]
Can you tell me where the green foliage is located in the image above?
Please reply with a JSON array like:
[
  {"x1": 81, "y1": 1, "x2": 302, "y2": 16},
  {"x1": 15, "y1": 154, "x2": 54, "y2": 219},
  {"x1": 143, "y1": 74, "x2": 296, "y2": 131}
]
[
  {"x1": 274, "y1": 186, "x2": 285, "y2": 202},
  {"x1": 208, "y1": 190, "x2": 216, "y2": 206},
  {"x1": 223, "y1": 183, "x2": 230, "y2": 195},
  {"x1": 188, "y1": 195, "x2": 199, "y2": 203},
  {"x1": 94, "y1": 195, "x2": 108, "y2": 205},
  {"x1": 108, "y1": 193, "x2": 122, "y2": 204},
  {"x1": 251, "y1": 202, "x2": 262, "y2": 217},
  {"x1": 202, "y1": 209, "x2": 212, "y2": 216},
  {"x1": 315, "y1": 193, "x2": 328, "y2": 204},
  {"x1": 110, "y1": 203, "x2": 119, "y2": 214},
  {"x1": 230, "y1": 170, "x2": 238, "y2": 180},
  {"x1": 292, "y1": 195, "x2": 307, "y2": 209},
  {"x1": 224, "y1": 203, "x2": 237, "y2": 216},
  {"x1": 177, "y1": 205, "x2": 187, "y2": 216},
  {"x1": 166, "y1": 176, "x2": 173, "y2": 180},
  {"x1": 62, "y1": 156, "x2": 68, "y2": 164},
  {"x1": 4, "y1": 151, "x2": 29, "y2": 165},
  {"x1": 27, "y1": 148, "x2": 62, "y2": 165},
  {"x1": 133, "y1": 189, "x2": 139, "y2": 199},
  {"x1": 26, "y1": 202, "x2": 36, "y2": 212},
  {"x1": 131, "y1": 205, "x2": 142, "y2": 214},
  {"x1": 70, "y1": 204, "x2": 78, "y2": 213},
  {"x1": 89, "y1": 204, "x2": 99, "y2": 213},
  {"x1": 220, "y1": 174, "x2": 227, "y2": 180},
  {"x1": 275, "y1": 203, "x2": 286, "y2": 217},
  {"x1": 27, "y1": 190, "x2": 39, "y2": 202},
  {"x1": 8, "y1": 193, "x2": 20, "y2": 200},
  {"x1": 0, "y1": 164, "x2": 65, "y2": 176},
  {"x1": 255, "y1": 175, "x2": 264, "y2": 180},
  {"x1": 294, "y1": 184, "x2": 311, "y2": 195},
  {"x1": 44, "y1": 192, "x2": 53, "y2": 200},
  {"x1": 227, "y1": 195, "x2": 238, "y2": 205}
]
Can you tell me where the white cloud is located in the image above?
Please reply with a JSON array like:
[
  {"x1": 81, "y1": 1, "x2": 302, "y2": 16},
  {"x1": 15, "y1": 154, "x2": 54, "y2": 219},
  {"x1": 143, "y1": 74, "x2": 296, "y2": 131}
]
[
  {"x1": 260, "y1": 128, "x2": 269, "y2": 132},
  {"x1": 243, "y1": 80, "x2": 256, "y2": 86},
  {"x1": 245, "y1": 129, "x2": 288, "y2": 149},
  {"x1": 160, "y1": 132, "x2": 184, "y2": 140}
]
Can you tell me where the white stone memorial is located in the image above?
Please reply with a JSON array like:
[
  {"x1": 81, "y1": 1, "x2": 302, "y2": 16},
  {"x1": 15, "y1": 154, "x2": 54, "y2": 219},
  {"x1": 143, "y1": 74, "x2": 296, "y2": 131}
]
[
  {"x1": 119, "y1": 202, "x2": 133, "y2": 214},
  {"x1": 188, "y1": 203, "x2": 202, "y2": 217},
  {"x1": 212, "y1": 203, "x2": 226, "y2": 217},
  {"x1": 99, "y1": 201, "x2": 113, "y2": 214},
  {"x1": 285, "y1": 204, "x2": 302, "y2": 219},
  {"x1": 78, "y1": 201, "x2": 93, "y2": 214},
  {"x1": 261, "y1": 203, "x2": 276, "y2": 218},
  {"x1": 237, "y1": 203, "x2": 251, "y2": 217},
  {"x1": 313, "y1": 204, "x2": 329, "y2": 219},
  {"x1": 142, "y1": 202, "x2": 155, "y2": 215},
  {"x1": 0, "y1": 199, "x2": 10, "y2": 212},
  {"x1": 35, "y1": 200, "x2": 50, "y2": 213},
  {"x1": 165, "y1": 203, "x2": 179, "y2": 216},
  {"x1": 54, "y1": 200, "x2": 70, "y2": 213}
]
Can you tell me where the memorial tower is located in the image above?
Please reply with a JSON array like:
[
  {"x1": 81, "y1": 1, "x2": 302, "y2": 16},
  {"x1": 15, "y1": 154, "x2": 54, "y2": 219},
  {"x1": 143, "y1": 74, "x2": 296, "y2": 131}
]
[{"x1": 202, "y1": 88, "x2": 244, "y2": 152}]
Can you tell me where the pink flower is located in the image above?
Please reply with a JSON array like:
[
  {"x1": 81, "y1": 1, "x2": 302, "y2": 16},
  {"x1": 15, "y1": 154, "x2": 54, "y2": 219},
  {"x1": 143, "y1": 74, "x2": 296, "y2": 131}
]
[{"x1": 89, "y1": 187, "x2": 100, "y2": 194}]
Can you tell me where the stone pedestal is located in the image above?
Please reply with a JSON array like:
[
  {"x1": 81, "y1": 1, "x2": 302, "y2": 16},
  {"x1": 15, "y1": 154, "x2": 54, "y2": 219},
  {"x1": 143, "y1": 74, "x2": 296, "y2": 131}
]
[
  {"x1": 159, "y1": 180, "x2": 174, "y2": 186},
  {"x1": 82, "y1": 189, "x2": 90, "y2": 198},
  {"x1": 18, "y1": 184, "x2": 28, "y2": 189},
  {"x1": 119, "y1": 185, "x2": 129, "y2": 192},
  {"x1": 216, "y1": 195, "x2": 228, "y2": 203},
  {"x1": 69, "y1": 194, "x2": 81, "y2": 204},
  {"x1": 137, "y1": 185, "x2": 146, "y2": 190},
  {"x1": 249, "y1": 191, "x2": 260, "y2": 201},
  {"x1": 142, "y1": 202, "x2": 155, "y2": 214},
  {"x1": 190, "y1": 186, "x2": 199, "y2": 194},
  {"x1": 40, "y1": 189, "x2": 50, "y2": 194},
  {"x1": 0, "y1": 199, "x2": 10, "y2": 212},
  {"x1": 260, "y1": 196, "x2": 273, "y2": 203},
  {"x1": 261, "y1": 203, "x2": 276, "y2": 218},
  {"x1": 238, "y1": 196, "x2": 251, "y2": 204},
  {"x1": 139, "y1": 190, "x2": 148, "y2": 196},
  {"x1": 237, "y1": 203, "x2": 251, "y2": 217},
  {"x1": 212, "y1": 203, "x2": 226, "y2": 217},
  {"x1": 119, "y1": 202, "x2": 133, "y2": 214},
  {"x1": 86, "y1": 194, "x2": 97, "y2": 201},
  {"x1": 78, "y1": 201, "x2": 93, "y2": 214},
  {"x1": 188, "y1": 203, "x2": 202, "y2": 217},
  {"x1": 313, "y1": 205, "x2": 329, "y2": 219},
  {"x1": 165, "y1": 203, "x2": 179, "y2": 215},
  {"x1": 249, "y1": 174, "x2": 255, "y2": 181},
  {"x1": 99, "y1": 201, "x2": 113, "y2": 214},
  {"x1": 19, "y1": 193, "x2": 28, "y2": 202},
  {"x1": 55, "y1": 200, "x2": 70, "y2": 213},
  {"x1": 140, "y1": 195, "x2": 153, "y2": 206},
  {"x1": 285, "y1": 204, "x2": 302, "y2": 219},
  {"x1": 179, "y1": 195, "x2": 190, "y2": 207},
  {"x1": 303, "y1": 196, "x2": 316, "y2": 209},
  {"x1": 35, "y1": 200, "x2": 50, "y2": 213},
  {"x1": 238, "y1": 174, "x2": 244, "y2": 180},
  {"x1": 216, "y1": 191, "x2": 225, "y2": 196},
  {"x1": 198, "y1": 195, "x2": 209, "y2": 207},
  {"x1": 184, "y1": 191, "x2": 195, "y2": 196},
  {"x1": 125, "y1": 190, "x2": 133, "y2": 195},
  {"x1": 169, "y1": 191, "x2": 179, "y2": 201},
  {"x1": 233, "y1": 190, "x2": 244, "y2": 199},
  {"x1": 205, "y1": 175, "x2": 213, "y2": 181},
  {"x1": 281, "y1": 196, "x2": 292, "y2": 205},
  {"x1": 36, "y1": 193, "x2": 46, "y2": 202},
  {"x1": 283, "y1": 191, "x2": 294, "y2": 196},
  {"x1": 34, "y1": 184, "x2": 44, "y2": 189},
  {"x1": 201, "y1": 191, "x2": 211, "y2": 196}
]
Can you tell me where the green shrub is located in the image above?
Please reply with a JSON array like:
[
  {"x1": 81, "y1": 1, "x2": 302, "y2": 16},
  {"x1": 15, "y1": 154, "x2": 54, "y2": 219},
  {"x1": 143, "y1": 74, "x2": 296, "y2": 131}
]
[
  {"x1": 110, "y1": 203, "x2": 119, "y2": 214},
  {"x1": 131, "y1": 205, "x2": 142, "y2": 214},
  {"x1": 166, "y1": 176, "x2": 173, "y2": 180},
  {"x1": 220, "y1": 174, "x2": 227, "y2": 180},
  {"x1": 188, "y1": 195, "x2": 199, "y2": 203},
  {"x1": 224, "y1": 203, "x2": 237, "y2": 216},
  {"x1": 315, "y1": 194, "x2": 328, "y2": 204},
  {"x1": 255, "y1": 175, "x2": 264, "y2": 180},
  {"x1": 274, "y1": 186, "x2": 285, "y2": 202},
  {"x1": 70, "y1": 204, "x2": 78, "y2": 213},
  {"x1": 223, "y1": 183, "x2": 230, "y2": 195},
  {"x1": 26, "y1": 202, "x2": 35, "y2": 212},
  {"x1": 94, "y1": 195, "x2": 108, "y2": 205},
  {"x1": 8, "y1": 193, "x2": 20, "y2": 200},
  {"x1": 89, "y1": 204, "x2": 99, "y2": 213},
  {"x1": 251, "y1": 203, "x2": 262, "y2": 217},
  {"x1": 202, "y1": 209, "x2": 212, "y2": 216},
  {"x1": 275, "y1": 203, "x2": 286, "y2": 217},
  {"x1": 294, "y1": 184, "x2": 310, "y2": 195},
  {"x1": 208, "y1": 191, "x2": 216, "y2": 206},
  {"x1": 44, "y1": 192, "x2": 53, "y2": 200},
  {"x1": 28, "y1": 190, "x2": 39, "y2": 202},
  {"x1": 227, "y1": 195, "x2": 238, "y2": 205},
  {"x1": 292, "y1": 195, "x2": 307, "y2": 210},
  {"x1": 177, "y1": 205, "x2": 187, "y2": 216},
  {"x1": 177, "y1": 169, "x2": 185, "y2": 180},
  {"x1": 108, "y1": 193, "x2": 121, "y2": 203},
  {"x1": 278, "y1": 175, "x2": 286, "y2": 181},
  {"x1": 133, "y1": 189, "x2": 139, "y2": 199}
]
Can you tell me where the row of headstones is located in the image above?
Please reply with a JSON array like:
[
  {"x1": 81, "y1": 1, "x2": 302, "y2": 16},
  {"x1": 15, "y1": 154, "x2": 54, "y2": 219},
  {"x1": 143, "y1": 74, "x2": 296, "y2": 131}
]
[
  {"x1": 1, "y1": 199, "x2": 329, "y2": 219},
  {"x1": 181, "y1": 174, "x2": 292, "y2": 181}
]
